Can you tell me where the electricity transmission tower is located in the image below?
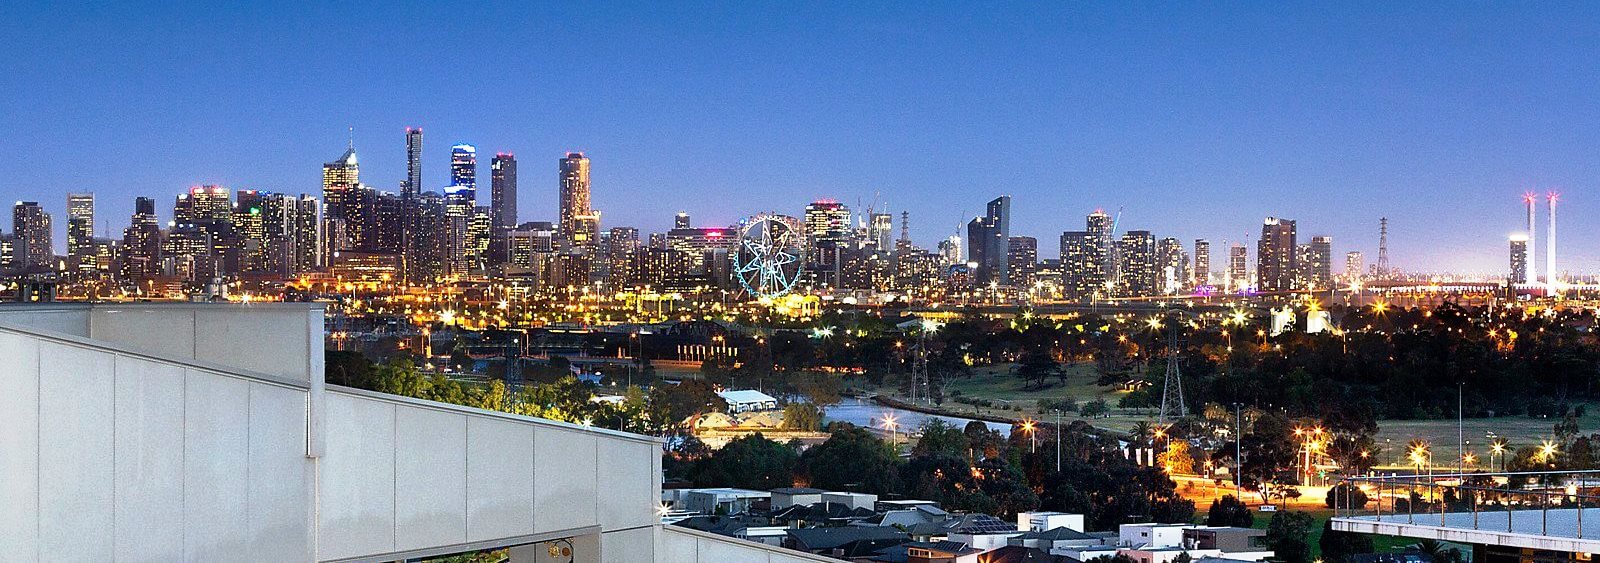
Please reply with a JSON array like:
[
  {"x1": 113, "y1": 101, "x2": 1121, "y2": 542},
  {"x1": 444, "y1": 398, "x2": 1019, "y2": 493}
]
[{"x1": 1157, "y1": 311, "x2": 1187, "y2": 425}]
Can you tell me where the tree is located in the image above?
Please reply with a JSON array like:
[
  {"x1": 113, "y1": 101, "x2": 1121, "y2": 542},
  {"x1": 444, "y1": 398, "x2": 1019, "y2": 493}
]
[
  {"x1": 689, "y1": 433, "x2": 799, "y2": 490},
  {"x1": 801, "y1": 426, "x2": 902, "y2": 495},
  {"x1": 648, "y1": 379, "x2": 727, "y2": 431},
  {"x1": 913, "y1": 419, "x2": 972, "y2": 460},
  {"x1": 1326, "y1": 482, "x2": 1369, "y2": 510},
  {"x1": 1015, "y1": 347, "x2": 1062, "y2": 388},
  {"x1": 1156, "y1": 440, "x2": 1195, "y2": 475},
  {"x1": 1206, "y1": 495, "x2": 1254, "y2": 528},
  {"x1": 1265, "y1": 510, "x2": 1315, "y2": 563},
  {"x1": 781, "y1": 403, "x2": 825, "y2": 431},
  {"x1": 1080, "y1": 398, "x2": 1110, "y2": 418}
]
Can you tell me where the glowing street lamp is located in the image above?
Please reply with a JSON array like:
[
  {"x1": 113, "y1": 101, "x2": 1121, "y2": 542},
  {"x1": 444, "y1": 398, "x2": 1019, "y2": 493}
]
[
  {"x1": 882, "y1": 414, "x2": 899, "y2": 449},
  {"x1": 1021, "y1": 419, "x2": 1037, "y2": 453}
]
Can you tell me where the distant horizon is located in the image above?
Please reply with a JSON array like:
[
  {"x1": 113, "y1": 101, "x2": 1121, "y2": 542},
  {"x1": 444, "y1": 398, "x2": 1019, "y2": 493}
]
[{"x1": 6, "y1": 3, "x2": 1600, "y2": 274}]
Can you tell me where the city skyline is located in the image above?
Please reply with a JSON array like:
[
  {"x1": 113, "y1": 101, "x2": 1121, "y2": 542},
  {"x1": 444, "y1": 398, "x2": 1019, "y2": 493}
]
[{"x1": 7, "y1": 3, "x2": 1600, "y2": 273}]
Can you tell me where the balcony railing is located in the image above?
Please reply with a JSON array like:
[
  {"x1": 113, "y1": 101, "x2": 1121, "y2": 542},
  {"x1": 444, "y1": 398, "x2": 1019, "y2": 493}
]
[{"x1": 1333, "y1": 470, "x2": 1600, "y2": 539}]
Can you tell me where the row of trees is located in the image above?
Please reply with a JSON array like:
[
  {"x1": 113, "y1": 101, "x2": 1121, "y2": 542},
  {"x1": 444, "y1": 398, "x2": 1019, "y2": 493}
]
[{"x1": 671, "y1": 418, "x2": 1196, "y2": 528}]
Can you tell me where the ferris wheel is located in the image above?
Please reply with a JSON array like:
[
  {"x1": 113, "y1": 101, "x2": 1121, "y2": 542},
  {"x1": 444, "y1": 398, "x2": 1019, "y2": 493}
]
[{"x1": 732, "y1": 214, "x2": 805, "y2": 298}]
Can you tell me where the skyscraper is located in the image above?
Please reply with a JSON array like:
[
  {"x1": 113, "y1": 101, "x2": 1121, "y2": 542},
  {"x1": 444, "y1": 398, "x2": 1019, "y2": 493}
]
[
  {"x1": 1086, "y1": 210, "x2": 1114, "y2": 292},
  {"x1": 490, "y1": 153, "x2": 518, "y2": 230},
  {"x1": 451, "y1": 144, "x2": 477, "y2": 193},
  {"x1": 1156, "y1": 237, "x2": 1185, "y2": 294},
  {"x1": 121, "y1": 197, "x2": 161, "y2": 282},
  {"x1": 66, "y1": 193, "x2": 95, "y2": 274},
  {"x1": 1345, "y1": 251, "x2": 1364, "y2": 283},
  {"x1": 559, "y1": 152, "x2": 597, "y2": 248},
  {"x1": 1509, "y1": 234, "x2": 1529, "y2": 284},
  {"x1": 1308, "y1": 236, "x2": 1332, "y2": 289},
  {"x1": 965, "y1": 196, "x2": 1010, "y2": 286},
  {"x1": 674, "y1": 212, "x2": 691, "y2": 230},
  {"x1": 1257, "y1": 217, "x2": 1296, "y2": 292},
  {"x1": 1228, "y1": 243, "x2": 1248, "y2": 291},
  {"x1": 1007, "y1": 236, "x2": 1037, "y2": 286},
  {"x1": 1193, "y1": 239, "x2": 1210, "y2": 287},
  {"x1": 1117, "y1": 230, "x2": 1156, "y2": 297},
  {"x1": 12, "y1": 201, "x2": 52, "y2": 270},
  {"x1": 403, "y1": 128, "x2": 423, "y2": 199},
  {"x1": 321, "y1": 144, "x2": 364, "y2": 253}
]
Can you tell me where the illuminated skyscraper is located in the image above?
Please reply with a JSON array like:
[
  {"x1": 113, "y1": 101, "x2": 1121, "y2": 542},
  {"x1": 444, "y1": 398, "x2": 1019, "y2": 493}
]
[
  {"x1": 1345, "y1": 251, "x2": 1364, "y2": 283},
  {"x1": 1308, "y1": 236, "x2": 1332, "y2": 289},
  {"x1": 1257, "y1": 217, "x2": 1296, "y2": 292},
  {"x1": 66, "y1": 193, "x2": 95, "y2": 274},
  {"x1": 559, "y1": 152, "x2": 598, "y2": 248},
  {"x1": 1228, "y1": 243, "x2": 1249, "y2": 291},
  {"x1": 12, "y1": 201, "x2": 52, "y2": 270},
  {"x1": 965, "y1": 196, "x2": 1010, "y2": 286},
  {"x1": 1509, "y1": 234, "x2": 1529, "y2": 284},
  {"x1": 321, "y1": 144, "x2": 363, "y2": 253},
  {"x1": 450, "y1": 144, "x2": 477, "y2": 194},
  {"x1": 1086, "y1": 210, "x2": 1114, "y2": 291},
  {"x1": 674, "y1": 212, "x2": 691, "y2": 230},
  {"x1": 403, "y1": 128, "x2": 423, "y2": 199},
  {"x1": 1193, "y1": 239, "x2": 1210, "y2": 287},
  {"x1": 606, "y1": 226, "x2": 641, "y2": 286},
  {"x1": 121, "y1": 197, "x2": 162, "y2": 282},
  {"x1": 1116, "y1": 230, "x2": 1156, "y2": 297},
  {"x1": 1007, "y1": 235, "x2": 1037, "y2": 286},
  {"x1": 1157, "y1": 237, "x2": 1185, "y2": 294}
]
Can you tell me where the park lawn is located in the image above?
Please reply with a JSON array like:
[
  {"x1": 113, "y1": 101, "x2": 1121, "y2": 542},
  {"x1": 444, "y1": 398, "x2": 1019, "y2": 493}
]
[
  {"x1": 1373, "y1": 406, "x2": 1600, "y2": 469},
  {"x1": 1240, "y1": 508, "x2": 1416, "y2": 557}
]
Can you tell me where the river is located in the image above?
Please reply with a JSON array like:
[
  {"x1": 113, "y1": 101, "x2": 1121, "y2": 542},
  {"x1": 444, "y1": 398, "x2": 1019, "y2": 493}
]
[{"x1": 822, "y1": 397, "x2": 1013, "y2": 437}]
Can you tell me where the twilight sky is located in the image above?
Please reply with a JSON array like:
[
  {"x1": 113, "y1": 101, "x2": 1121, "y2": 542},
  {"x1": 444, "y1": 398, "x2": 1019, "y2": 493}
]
[{"x1": 4, "y1": 2, "x2": 1600, "y2": 274}]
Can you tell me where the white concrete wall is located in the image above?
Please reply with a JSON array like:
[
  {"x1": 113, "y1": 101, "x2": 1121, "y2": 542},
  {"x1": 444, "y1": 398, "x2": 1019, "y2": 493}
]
[
  {"x1": 659, "y1": 527, "x2": 838, "y2": 563},
  {"x1": 0, "y1": 304, "x2": 664, "y2": 563},
  {"x1": 317, "y1": 387, "x2": 662, "y2": 562},
  {"x1": 87, "y1": 303, "x2": 323, "y2": 384},
  {"x1": 0, "y1": 330, "x2": 316, "y2": 562}
]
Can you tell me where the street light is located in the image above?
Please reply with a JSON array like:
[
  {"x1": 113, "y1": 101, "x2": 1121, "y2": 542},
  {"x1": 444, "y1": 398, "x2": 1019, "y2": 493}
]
[
  {"x1": 1021, "y1": 419, "x2": 1037, "y2": 453},
  {"x1": 882, "y1": 414, "x2": 899, "y2": 450}
]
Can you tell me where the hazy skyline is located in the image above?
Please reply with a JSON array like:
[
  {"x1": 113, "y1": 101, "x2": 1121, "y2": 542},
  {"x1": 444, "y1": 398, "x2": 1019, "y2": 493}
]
[{"x1": 5, "y1": 2, "x2": 1600, "y2": 274}]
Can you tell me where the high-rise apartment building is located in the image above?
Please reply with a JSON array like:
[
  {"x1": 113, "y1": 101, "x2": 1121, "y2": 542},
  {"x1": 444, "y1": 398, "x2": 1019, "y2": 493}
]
[
  {"x1": 450, "y1": 144, "x2": 477, "y2": 194},
  {"x1": 1257, "y1": 217, "x2": 1297, "y2": 292},
  {"x1": 1117, "y1": 230, "x2": 1156, "y2": 297},
  {"x1": 1228, "y1": 243, "x2": 1249, "y2": 291},
  {"x1": 66, "y1": 193, "x2": 95, "y2": 274},
  {"x1": 1193, "y1": 239, "x2": 1211, "y2": 287},
  {"x1": 1509, "y1": 234, "x2": 1529, "y2": 284},
  {"x1": 1157, "y1": 237, "x2": 1186, "y2": 294},
  {"x1": 12, "y1": 201, "x2": 52, "y2": 270},
  {"x1": 1306, "y1": 235, "x2": 1332, "y2": 289},
  {"x1": 403, "y1": 127, "x2": 423, "y2": 199},
  {"x1": 606, "y1": 227, "x2": 641, "y2": 286},
  {"x1": 322, "y1": 144, "x2": 364, "y2": 253},
  {"x1": 965, "y1": 196, "x2": 1010, "y2": 286},
  {"x1": 1007, "y1": 236, "x2": 1037, "y2": 286},
  {"x1": 121, "y1": 197, "x2": 162, "y2": 282},
  {"x1": 1345, "y1": 251, "x2": 1364, "y2": 283},
  {"x1": 559, "y1": 152, "x2": 598, "y2": 249}
]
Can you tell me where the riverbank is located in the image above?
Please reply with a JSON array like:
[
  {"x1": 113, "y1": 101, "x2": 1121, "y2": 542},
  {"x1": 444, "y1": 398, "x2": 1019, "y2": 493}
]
[{"x1": 865, "y1": 394, "x2": 1130, "y2": 441}]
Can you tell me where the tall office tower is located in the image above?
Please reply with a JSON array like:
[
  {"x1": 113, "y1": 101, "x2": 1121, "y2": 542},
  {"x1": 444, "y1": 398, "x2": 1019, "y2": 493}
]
[
  {"x1": 120, "y1": 197, "x2": 162, "y2": 281},
  {"x1": 1524, "y1": 193, "x2": 1538, "y2": 284},
  {"x1": 1509, "y1": 234, "x2": 1529, "y2": 284},
  {"x1": 1116, "y1": 230, "x2": 1156, "y2": 297},
  {"x1": 1547, "y1": 193, "x2": 1559, "y2": 289},
  {"x1": 1228, "y1": 243, "x2": 1249, "y2": 291},
  {"x1": 1256, "y1": 217, "x2": 1297, "y2": 292},
  {"x1": 870, "y1": 212, "x2": 894, "y2": 249},
  {"x1": 558, "y1": 152, "x2": 597, "y2": 248},
  {"x1": 804, "y1": 200, "x2": 852, "y2": 286},
  {"x1": 1157, "y1": 237, "x2": 1185, "y2": 294},
  {"x1": 233, "y1": 190, "x2": 269, "y2": 272},
  {"x1": 12, "y1": 201, "x2": 53, "y2": 270},
  {"x1": 403, "y1": 128, "x2": 423, "y2": 199},
  {"x1": 1308, "y1": 236, "x2": 1332, "y2": 289},
  {"x1": 321, "y1": 143, "x2": 363, "y2": 252},
  {"x1": 1345, "y1": 251, "x2": 1364, "y2": 283},
  {"x1": 1193, "y1": 239, "x2": 1211, "y2": 287},
  {"x1": 174, "y1": 186, "x2": 231, "y2": 229},
  {"x1": 464, "y1": 206, "x2": 493, "y2": 271},
  {"x1": 1086, "y1": 210, "x2": 1114, "y2": 292},
  {"x1": 409, "y1": 193, "x2": 452, "y2": 282},
  {"x1": 66, "y1": 193, "x2": 95, "y2": 274},
  {"x1": 965, "y1": 196, "x2": 1011, "y2": 286},
  {"x1": 451, "y1": 144, "x2": 478, "y2": 193},
  {"x1": 0, "y1": 235, "x2": 11, "y2": 269},
  {"x1": 674, "y1": 212, "x2": 691, "y2": 230},
  {"x1": 289, "y1": 194, "x2": 320, "y2": 273},
  {"x1": 1006, "y1": 236, "x2": 1037, "y2": 286},
  {"x1": 606, "y1": 227, "x2": 641, "y2": 286},
  {"x1": 490, "y1": 153, "x2": 518, "y2": 229}
]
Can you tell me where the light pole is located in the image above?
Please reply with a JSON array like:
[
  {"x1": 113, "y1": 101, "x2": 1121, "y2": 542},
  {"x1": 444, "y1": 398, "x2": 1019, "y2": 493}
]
[
  {"x1": 1055, "y1": 409, "x2": 1063, "y2": 472},
  {"x1": 1022, "y1": 419, "x2": 1037, "y2": 454},
  {"x1": 1234, "y1": 402, "x2": 1243, "y2": 499},
  {"x1": 883, "y1": 414, "x2": 899, "y2": 452}
]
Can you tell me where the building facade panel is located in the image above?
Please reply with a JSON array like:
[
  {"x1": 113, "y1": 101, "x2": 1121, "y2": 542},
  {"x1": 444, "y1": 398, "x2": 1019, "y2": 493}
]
[
  {"x1": 466, "y1": 416, "x2": 538, "y2": 542},
  {"x1": 0, "y1": 332, "x2": 39, "y2": 561},
  {"x1": 534, "y1": 427, "x2": 600, "y2": 532},
  {"x1": 38, "y1": 342, "x2": 116, "y2": 560},
  {"x1": 183, "y1": 369, "x2": 252, "y2": 560},
  {"x1": 318, "y1": 392, "x2": 399, "y2": 560},
  {"x1": 247, "y1": 381, "x2": 316, "y2": 561},
  {"x1": 113, "y1": 356, "x2": 186, "y2": 560},
  {"x1": 394, "y1": 405, "x2": 470, "y2": 552}
]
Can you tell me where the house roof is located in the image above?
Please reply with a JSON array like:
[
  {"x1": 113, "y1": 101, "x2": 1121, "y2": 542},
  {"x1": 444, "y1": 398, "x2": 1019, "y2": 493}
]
[
  {"x1": 771, "y1": 487, "x2": 826, "y2": 495},
  {"x1": 981, "y1": 545, "x2": 1083, "y2": 563},
  {"x1": 717, "y1": 389, "x2": 778, "y2": 405},
  {"x1": 903, "y1": 540, "x2": 983, "y2": 556},
  {"x1": 1016, "y1": 526, "x2": 1096, "y2": 541},
  {"x1": 786, "y1": 526, "x2": 908, "y2": 551}
]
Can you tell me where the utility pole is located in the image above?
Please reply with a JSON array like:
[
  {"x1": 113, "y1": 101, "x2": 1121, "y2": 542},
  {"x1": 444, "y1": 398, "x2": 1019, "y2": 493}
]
[
  {"x1": 1458, "y1": 382, "x2": 1465, "y2": 475},
  {"x1": 1055, "y1": 408, "x2": 1062, "y2": 473},
  {"x1": 1234, "y1": 402, "x2": 1243, "y2": 499}
]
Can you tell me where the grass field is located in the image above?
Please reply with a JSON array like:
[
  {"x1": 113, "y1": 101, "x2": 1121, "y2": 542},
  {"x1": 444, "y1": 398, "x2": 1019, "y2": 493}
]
[{"x1": 1373, "y1": 410, "x2": 1600, "y2": 469}]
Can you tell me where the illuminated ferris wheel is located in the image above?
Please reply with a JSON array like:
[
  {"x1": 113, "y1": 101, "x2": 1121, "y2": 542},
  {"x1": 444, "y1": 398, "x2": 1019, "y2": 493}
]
[{"x1": 732, "y1": 214, "x2": 805, "y2": 298}]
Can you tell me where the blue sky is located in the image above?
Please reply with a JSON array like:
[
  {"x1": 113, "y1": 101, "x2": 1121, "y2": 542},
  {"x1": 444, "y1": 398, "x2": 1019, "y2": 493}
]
[{"x1": 4, "y1": 2, "x2": 1600, "y2": 274}]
